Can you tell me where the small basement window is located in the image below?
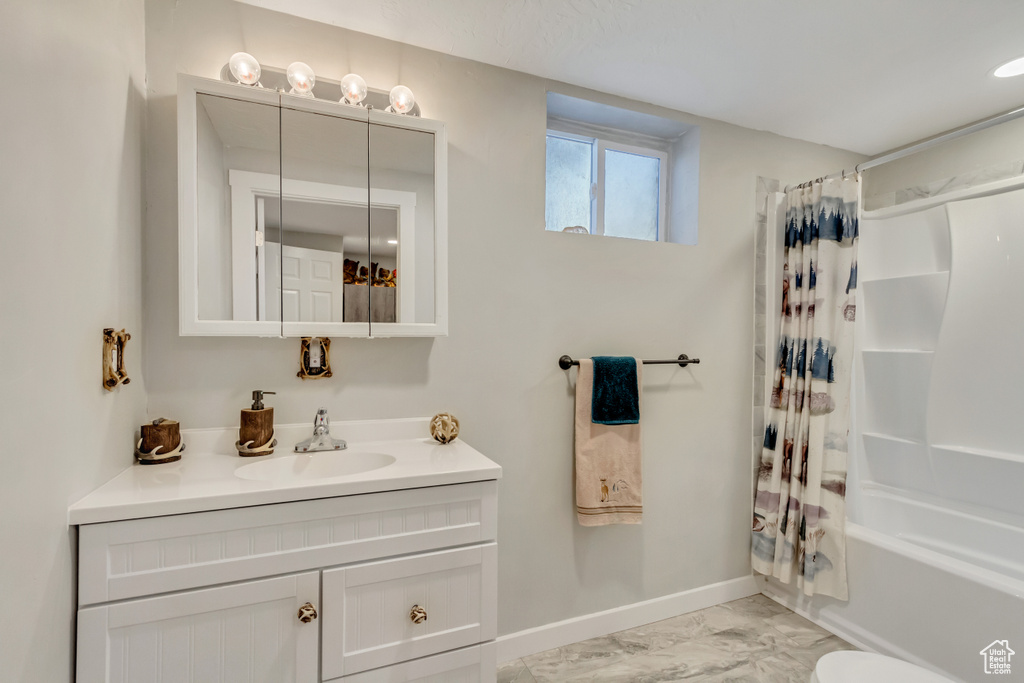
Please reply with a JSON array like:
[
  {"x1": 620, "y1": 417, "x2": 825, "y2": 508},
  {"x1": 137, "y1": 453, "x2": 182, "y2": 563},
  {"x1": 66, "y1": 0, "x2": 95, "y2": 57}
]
[{"x1": 545, "y1": 93, "x2": 699, "y2": 245}]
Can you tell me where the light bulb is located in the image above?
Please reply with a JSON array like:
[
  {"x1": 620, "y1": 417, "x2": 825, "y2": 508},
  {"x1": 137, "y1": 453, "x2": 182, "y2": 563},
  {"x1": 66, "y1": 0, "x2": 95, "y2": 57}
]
[
  {"x1": 229, "y1": 52, "x2": 261, "y2": 86},
  {"x1": 995, "y1": 55, "x2": 1024, "y2": 78},
  {"x1": 388, "y1": 85, "x2": 415, "y2": 114},
  {"x1": 339, "y1": 73, "x2": 367, "y2": 105},
  {"x1": 287, "y1": 62, "x2": 316, "y2": 96}
]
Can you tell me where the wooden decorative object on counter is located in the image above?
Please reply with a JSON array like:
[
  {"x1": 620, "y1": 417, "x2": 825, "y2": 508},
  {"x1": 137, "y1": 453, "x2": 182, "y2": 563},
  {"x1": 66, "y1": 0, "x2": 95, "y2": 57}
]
[
  {"x1": 237, "y1": 410, "x2": 275, "y2": 456},
  {"x1": 102, "y1": 328, "x2": 131, "y2": 391},
  {"x1": 297, "y1": 337, "x2": 332, "y2": 380},
  {"x1": 430, "y1": 413, "x2": 460, "y2": 444},
  {"x1": 236, "y1": 390, "x2": 276, "y2": 456},
  {"x1": 135, "y1": 418, "x2": 184, "y2": 465}
]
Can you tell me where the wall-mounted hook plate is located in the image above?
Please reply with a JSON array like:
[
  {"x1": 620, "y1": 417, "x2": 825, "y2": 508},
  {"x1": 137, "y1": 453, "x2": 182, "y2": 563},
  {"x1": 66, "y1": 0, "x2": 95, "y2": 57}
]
[{"x1": 103, "y1": 328, "x2": 131, "y2": 391}]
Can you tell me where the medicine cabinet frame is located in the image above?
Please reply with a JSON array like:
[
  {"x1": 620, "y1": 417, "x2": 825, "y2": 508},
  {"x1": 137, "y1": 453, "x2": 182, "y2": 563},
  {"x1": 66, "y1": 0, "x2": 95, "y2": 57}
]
[{"x1": 177, "y1": 74, "x2": 448, "y2": 338}]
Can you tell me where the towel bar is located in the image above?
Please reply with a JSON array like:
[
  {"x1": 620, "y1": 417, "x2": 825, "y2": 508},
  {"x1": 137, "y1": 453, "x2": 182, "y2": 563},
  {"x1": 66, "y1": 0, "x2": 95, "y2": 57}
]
[{"x1": 558, "y1": 354, "x2": 700, "y2": 370}]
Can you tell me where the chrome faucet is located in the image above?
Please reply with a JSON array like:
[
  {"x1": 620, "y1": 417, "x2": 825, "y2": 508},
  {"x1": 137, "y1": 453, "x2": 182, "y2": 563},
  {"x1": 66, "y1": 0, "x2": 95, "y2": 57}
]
[{"x1": 294, "y1": 408, "x2": 347, "y2": 452}]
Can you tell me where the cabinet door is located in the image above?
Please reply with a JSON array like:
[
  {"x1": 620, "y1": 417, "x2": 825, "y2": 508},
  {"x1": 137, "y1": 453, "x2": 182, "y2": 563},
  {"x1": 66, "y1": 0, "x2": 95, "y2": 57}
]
[
  {"x1": 183, "y1": 85, "x2": 284, "y2": 335},
  {"x1": 77, "y1": 572, "x2": 319, "y2": 683},
  {"x1": 366, "y1": 112, "x2": 447, "y2": 337},
  {"x1": 278, "y1": 102, "x2": 370, "y2": 337}
]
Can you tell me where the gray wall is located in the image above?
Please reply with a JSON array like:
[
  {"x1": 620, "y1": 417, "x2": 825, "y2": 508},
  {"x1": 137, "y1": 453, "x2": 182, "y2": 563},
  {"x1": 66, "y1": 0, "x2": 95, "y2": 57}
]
[
  {"x1": 143, "y1": 0, "x2": 864, "y2": 638},
  {"x1": 0, "y1": 1, "x2": 147, "y2": 680}
]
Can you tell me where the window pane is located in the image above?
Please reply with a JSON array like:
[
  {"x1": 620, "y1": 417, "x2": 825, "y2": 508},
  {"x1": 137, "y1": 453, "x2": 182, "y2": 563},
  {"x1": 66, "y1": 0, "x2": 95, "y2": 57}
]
[
  {"x1": 604, "y1": 149, "x2": 660, "y2": 241},
  {"x1": 545, "y1": 135, "x2": 593, "y2": 232}
]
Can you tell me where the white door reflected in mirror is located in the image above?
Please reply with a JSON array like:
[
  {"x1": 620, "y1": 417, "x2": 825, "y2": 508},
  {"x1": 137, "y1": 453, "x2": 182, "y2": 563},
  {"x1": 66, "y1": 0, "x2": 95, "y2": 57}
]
[{"x1": 179, "y1": 74, "x2": 447, "y2": 337}]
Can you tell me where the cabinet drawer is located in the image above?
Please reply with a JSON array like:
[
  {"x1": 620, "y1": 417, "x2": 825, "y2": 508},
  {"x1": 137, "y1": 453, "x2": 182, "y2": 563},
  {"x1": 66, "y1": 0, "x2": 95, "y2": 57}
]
[
  {"x1": 325, "y1": 642, "x2": 496, "y2": 682},
  {"x1": 322, "y1": 544, "x2": 497, "y2": 678},
  {"x1": 78, "y1": 480, "x2": 497, "y2": 606}
]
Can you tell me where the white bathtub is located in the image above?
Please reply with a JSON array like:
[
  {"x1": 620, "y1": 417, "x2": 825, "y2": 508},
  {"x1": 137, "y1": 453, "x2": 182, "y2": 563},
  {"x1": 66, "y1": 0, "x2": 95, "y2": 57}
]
[{"x1": 763, "y1": 490, "x2": 1024, "y2": 683}]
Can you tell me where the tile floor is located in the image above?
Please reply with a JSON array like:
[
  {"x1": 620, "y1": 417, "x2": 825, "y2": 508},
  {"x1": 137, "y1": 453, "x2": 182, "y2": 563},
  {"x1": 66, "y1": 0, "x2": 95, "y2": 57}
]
[{"x1": 498, "y1": 594, "x2": 856, "y2": 682}]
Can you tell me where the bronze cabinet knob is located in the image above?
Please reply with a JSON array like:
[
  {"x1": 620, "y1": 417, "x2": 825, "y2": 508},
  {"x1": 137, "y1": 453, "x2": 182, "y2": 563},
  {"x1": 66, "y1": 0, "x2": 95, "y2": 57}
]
[
  {"x1": 297, "y1": 602, "x2": 318, "y2": 623},
  {"x1": 409, "y1": 604, "x2": 427, "y2": 624}
]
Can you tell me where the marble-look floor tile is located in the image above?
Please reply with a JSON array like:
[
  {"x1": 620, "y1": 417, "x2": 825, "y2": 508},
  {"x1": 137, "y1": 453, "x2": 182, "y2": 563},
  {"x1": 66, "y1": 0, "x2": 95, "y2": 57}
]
[
  {"x1": 571, "y1": 640, "x2": 751, "y2": 682},
  {"x1": 782, "y1": 634, "x2": 856, "y2": 670},
  {"x1": 523, "y1": 632, "x2": 661, "y2": 682},
  {"x1": 748, "y1": 653, "x2": 814, "y2": 682},
  {"x1": 612, "y1": 609, "x2": 718, "y2": 651},
  {"x1": 764, "y1": 611, "x2": 833, "y2": 647},
  {"x1": 722, "y1": 594, "x2": 790, "y2": 620},
  {"x1": 498, "y1": 658, "x2": 537, "y2": 683},
  {"x1": 698, "y1": 604, "x2": 769, "y2": 635},
  {"x1": 701, "y1": 654, "x2": 811, "y2": 683},
  {"x1": 508, "y1": 598, "x2": 852, "y2": 682},
  {"x1": 698, "y1": 622, "x2": 793, "y2": 658}
]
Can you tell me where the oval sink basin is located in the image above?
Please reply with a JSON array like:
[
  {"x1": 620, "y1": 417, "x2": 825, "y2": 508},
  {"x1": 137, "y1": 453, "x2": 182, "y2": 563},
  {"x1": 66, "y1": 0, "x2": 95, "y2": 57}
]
[{"x1": 235, "y1": 451, "x2": 396, "y2": 482}]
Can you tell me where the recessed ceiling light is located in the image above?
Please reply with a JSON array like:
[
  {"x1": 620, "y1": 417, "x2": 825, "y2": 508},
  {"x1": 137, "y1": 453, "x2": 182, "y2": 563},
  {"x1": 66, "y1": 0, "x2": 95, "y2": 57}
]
[{"x1": 995, "y1": 56, "x2": 1024, "y2": 78}]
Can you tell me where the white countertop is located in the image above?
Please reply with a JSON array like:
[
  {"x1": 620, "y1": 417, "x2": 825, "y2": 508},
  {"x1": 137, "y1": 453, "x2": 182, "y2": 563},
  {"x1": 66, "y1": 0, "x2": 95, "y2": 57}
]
[{"x1": 69, "y1": 418, "x2": 501, "y2": 525}]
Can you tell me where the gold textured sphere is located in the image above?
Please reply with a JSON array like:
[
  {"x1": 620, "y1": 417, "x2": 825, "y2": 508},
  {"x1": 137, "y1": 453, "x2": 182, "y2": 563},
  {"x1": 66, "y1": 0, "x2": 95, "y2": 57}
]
[{"x1": 430, "y1": 413, "x2": 460, "y2": 444}]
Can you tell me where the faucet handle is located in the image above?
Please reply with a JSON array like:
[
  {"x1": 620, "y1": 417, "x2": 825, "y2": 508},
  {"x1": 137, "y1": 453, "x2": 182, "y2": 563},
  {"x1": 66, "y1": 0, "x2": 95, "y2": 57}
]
[{"x1": 313, "y1": 407, "x2": 329, "y2": 434}]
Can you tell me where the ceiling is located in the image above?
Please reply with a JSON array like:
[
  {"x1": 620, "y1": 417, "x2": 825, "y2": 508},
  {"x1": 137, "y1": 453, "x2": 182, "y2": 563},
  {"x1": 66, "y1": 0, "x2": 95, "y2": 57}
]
[{"x1": 239, "y1": 0, "x2": 1024, "y2": 155}]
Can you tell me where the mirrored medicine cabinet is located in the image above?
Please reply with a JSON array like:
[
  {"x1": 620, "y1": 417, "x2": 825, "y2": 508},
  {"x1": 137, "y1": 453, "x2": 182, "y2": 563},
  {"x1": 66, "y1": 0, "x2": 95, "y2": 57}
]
[{"x1": 178, "y1": 74, "x2": 448, "y2": 337}]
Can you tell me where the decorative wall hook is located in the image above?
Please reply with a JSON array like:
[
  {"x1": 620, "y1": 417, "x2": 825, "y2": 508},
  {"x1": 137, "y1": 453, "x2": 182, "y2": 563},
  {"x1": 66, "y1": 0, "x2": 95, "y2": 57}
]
[
  {"x1": 103, "y1": 328, "x2": 131, "y2": 391},
  {"x1": 297, "y1": 337, "x2": 332, "y2": 379}
]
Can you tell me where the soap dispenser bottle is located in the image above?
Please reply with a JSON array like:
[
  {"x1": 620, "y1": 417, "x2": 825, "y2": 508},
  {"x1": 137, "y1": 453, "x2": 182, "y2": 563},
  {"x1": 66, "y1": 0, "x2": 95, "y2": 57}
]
[{"x1": 236, "y1": 390, "x2": 277, "y2": 456}]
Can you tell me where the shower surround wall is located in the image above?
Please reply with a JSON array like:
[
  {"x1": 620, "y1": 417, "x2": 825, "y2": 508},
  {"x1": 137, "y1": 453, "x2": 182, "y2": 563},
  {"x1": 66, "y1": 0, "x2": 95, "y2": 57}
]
[
  {"x1": 765, "y1": 147, "x2": 1024, "y2": 680},
  {"x1": 144, "y1": 0, "x2": 863, "y2": 658}
]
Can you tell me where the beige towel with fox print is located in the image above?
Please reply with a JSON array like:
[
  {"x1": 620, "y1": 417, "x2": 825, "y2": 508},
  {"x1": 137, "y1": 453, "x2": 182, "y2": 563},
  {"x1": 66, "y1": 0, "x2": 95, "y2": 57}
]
[{"x1": 575, "y1": 359, "x2": 642, "y2": 525}]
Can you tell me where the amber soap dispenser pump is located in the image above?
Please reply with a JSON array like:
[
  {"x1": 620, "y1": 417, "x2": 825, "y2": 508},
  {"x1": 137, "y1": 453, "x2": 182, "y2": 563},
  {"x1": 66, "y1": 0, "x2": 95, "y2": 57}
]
[{"x1": 236, "y1": 390, "x2": 277, "y2": 456}]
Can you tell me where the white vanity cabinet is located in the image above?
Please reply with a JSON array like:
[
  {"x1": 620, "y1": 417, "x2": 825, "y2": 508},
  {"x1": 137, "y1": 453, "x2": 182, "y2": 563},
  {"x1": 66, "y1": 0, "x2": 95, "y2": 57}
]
[{"x1": 75, "y1": 480, "x2": 498, "y2": 683}]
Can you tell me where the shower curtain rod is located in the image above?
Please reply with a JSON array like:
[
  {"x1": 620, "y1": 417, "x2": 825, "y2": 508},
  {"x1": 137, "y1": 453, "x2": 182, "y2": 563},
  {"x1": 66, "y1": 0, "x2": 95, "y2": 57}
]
[{"x1": 784, "y1": 102, "x2": 1024, "y2": 193}]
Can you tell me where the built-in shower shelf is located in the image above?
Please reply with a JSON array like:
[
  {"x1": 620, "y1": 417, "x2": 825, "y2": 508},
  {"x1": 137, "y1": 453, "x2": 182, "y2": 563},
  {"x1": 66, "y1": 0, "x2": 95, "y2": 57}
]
[
  {"x1": 861, "y1": 271, "x2": 948, "y2": 351},
  {"x1": 932, "y1": 444, "x2": 1024, "y2": 465},
  {"x1": 930, "y1": 444, "x2": 1024, "y2": 518},
  {"x1": 859, "y1": 270, "x2": 949, "y2": 286},
  {"x1": 858, "y1": 205, "x2": 951, "y2": 281},
  {"x1": 860, "y1": 350, "x2": 934, "y2": 442},
  {"x1": 861, "y1": 349, "x2": 934, "y2": 355},
  {"x1": 861, "y1": 432, "x2": 924, "y2": 445}
]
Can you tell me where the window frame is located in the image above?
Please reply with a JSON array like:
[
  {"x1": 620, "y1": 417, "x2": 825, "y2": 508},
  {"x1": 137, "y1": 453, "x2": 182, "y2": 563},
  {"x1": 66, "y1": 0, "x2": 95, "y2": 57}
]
[
  {"x1": 595, "y1": 139, "x2": 668, "y2": 241},
  {"x1": 546, "y1": 124, "x2": 669, "y2": 242},
  {"x1": 545, "y1": 129, "x2": 598, "y2": 234}
]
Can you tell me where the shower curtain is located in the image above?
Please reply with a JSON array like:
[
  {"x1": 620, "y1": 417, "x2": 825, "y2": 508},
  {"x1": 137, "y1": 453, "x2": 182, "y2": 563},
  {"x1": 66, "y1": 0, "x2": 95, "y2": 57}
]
[{"x1": 751, "y1": 176, "x2": 859, "y2": 600}]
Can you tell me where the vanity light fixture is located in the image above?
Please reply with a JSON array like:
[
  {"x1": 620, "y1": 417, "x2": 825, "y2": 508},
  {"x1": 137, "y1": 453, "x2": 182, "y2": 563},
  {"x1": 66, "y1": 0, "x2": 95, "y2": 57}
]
[
  {"x1": 228, "y1": 52, "x2": 262, "y2": 86},
  {"x1": 995, "y1": 55, "x2": 1024, "y2": 78},
  {"x1": 388, "y1": 85, "x2": 416, "y2": 114},
  {"x1": 287, "y1": 61, "x2": 316, "y2": 96},
  {"x1": 339, "y1": 73, "x2": 367, "y2": 106}
]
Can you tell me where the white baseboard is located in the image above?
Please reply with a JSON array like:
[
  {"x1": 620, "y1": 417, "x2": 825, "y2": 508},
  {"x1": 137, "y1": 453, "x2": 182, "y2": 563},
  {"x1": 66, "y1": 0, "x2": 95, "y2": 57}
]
[{"x1": 496, "y1": 575, "x2": 761, "y2": 663}]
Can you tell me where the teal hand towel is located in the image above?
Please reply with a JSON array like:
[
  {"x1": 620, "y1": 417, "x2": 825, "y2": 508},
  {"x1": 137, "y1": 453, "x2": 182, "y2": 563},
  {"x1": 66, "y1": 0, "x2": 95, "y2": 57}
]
[{"x1": 591, "y1": 356, "x2": 640, "y2": 425}]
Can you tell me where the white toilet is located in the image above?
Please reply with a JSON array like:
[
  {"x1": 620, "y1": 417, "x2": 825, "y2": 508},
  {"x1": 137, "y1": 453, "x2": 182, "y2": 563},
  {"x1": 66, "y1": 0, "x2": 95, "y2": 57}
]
[{"x1": 810, "y1": 651, "x2": 956, "y2": 683}]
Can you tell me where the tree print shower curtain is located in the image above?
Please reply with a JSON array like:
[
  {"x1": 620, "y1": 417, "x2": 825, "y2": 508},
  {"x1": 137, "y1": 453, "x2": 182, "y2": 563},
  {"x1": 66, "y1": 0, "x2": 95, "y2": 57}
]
[{"x1": 751, "y1": 176, "x2": 859, "y2": 600}]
